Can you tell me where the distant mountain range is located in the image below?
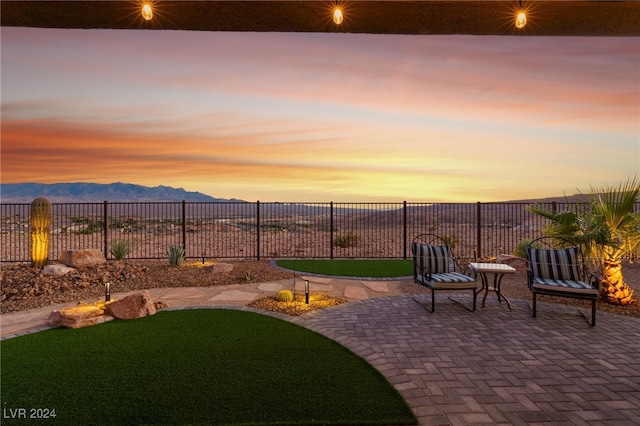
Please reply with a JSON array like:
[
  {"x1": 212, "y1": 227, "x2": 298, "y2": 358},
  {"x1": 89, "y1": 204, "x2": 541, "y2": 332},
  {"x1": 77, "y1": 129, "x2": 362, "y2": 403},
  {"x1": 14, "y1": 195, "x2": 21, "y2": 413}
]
[
  {"x1": 2, "y1": 182, "x2": 636, "y2": 205},
  {"x1": 0, "y1": 182, "x2": 245, "y2": 203}
]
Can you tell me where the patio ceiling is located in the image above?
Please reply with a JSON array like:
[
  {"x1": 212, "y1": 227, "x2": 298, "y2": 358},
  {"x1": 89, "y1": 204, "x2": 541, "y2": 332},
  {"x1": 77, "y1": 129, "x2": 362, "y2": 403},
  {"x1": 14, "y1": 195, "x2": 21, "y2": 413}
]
[{"x1": 1, "y1": 1, "x2": 639, "y2": 36}]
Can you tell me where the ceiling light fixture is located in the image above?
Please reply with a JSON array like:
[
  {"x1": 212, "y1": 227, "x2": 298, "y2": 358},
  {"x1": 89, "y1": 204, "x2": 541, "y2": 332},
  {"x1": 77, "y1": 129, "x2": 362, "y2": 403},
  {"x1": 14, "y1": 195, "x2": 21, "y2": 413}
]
[
  {"x1": 515, "y1": 11, "x2": 527, "y2": 29},
  {"x1": 141, "y1": 3, "x2": 153, "y2": 21},
  {"x1": 333, "y1": 8, "x2": 344, "y2": 25},
  {"x1": 515, "y1": 1, "x2": 526, "y2": 29}
]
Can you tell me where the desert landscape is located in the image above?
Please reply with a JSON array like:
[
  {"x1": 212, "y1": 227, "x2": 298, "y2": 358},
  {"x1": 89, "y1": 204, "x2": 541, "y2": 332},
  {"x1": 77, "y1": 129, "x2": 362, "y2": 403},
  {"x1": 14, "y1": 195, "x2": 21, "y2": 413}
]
[{"x1": 2, "y1": 257, "x2": 639, "y2": 320}]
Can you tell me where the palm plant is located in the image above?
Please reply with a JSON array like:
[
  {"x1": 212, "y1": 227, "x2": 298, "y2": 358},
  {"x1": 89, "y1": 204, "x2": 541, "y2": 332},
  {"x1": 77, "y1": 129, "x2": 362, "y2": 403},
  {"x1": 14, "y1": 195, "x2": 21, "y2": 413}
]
[{"x1": 528, "y1": 177, "x2": 640, "y2": 305}]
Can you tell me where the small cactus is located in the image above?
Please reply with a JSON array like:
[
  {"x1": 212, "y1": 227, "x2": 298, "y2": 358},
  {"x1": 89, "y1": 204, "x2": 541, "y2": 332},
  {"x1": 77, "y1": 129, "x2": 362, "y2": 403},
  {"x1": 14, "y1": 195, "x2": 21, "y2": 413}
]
[
  {"x1": 30, "y1": 197, "x2": 52, "y2": 267},
  {"x1": 277, "y1": 290, "x2": 293, "y2": 302}
]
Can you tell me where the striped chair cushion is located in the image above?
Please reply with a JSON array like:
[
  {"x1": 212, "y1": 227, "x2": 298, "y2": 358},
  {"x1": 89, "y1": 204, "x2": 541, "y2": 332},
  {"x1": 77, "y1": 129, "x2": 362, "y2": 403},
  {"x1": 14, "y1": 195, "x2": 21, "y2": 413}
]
[
  {"x1": 413, "y1": 243, "x2": 451, "y2": 274},
  {"x1": 532, "y1": 277, "x2": 598, "y2": 295},
  {"x1": 527, "y1": 247, "x2": 580, "y2": 281},
  {"x1": 417, "y1": 272, "x2": 477, "y2": 289},
  {"x1": 429, "y1": 272, "x2": 476, "y2": 283}
]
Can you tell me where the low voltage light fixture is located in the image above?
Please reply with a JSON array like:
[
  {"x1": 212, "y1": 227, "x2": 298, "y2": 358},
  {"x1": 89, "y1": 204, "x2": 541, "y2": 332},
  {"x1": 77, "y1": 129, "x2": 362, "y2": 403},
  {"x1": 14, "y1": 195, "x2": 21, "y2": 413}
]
[
  {"x1": 141, "y1": 2, "x2": 153, "y2": 21},
  {"x1": 305, "y1": 280, "x2": 310, "y2": 304},
  {"x1": 104, "y1": 281, "x2": 111, "y2": 302}
]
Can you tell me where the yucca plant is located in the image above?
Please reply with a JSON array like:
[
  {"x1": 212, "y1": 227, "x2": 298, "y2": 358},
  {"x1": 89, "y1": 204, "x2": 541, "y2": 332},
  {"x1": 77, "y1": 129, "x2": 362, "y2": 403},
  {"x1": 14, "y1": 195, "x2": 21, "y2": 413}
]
[
  {"x1": 110, "y1": 240, "x2": 132, "y2": 260},
  {"x1": 168, "y1": 244, "x2": 185, "y2": 267},
  {"x1": 528, "y1": 177, "x2": 640, "y2": 305},
  {"x1": 334, "y1": 232, "x2": 359, "y2": 248}
]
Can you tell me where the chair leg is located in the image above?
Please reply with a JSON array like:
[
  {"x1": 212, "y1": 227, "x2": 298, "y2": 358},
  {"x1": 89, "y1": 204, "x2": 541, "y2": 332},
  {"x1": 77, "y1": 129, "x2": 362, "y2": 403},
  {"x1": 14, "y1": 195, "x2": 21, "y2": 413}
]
[
  {"x1": 532, "y1": 293, "x2": 537, "y2": 318},
  {"x1": 431, "y1": 289, "x2": 435, "y2": 313},
  {"x1": 471, "y1": 289, "x2": 477, "y2": 312},
  {"x1": 591, "y1": 299, "x2": 596, "y2": 326}
]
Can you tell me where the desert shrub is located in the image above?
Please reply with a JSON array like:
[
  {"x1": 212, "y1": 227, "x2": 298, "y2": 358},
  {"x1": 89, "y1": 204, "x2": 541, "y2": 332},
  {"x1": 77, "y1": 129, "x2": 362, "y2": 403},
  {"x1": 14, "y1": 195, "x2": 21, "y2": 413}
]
[
  {"x1": 442, "y1": 234, "x2": 459, "y2": 249},
  {"x1": 513, "y1": 238, "x2": 542, "y2": 258},
  {"x1": 334, "y1": 232, "x2": 359, "y2": 248},
  {"x1": 110, "y1": 240, "x2": 132, "y2": 260},
  {"x1": 260, "y1": 222, "x2": 286, "y2": 231},
  {"x1": 167, "y1": 244, "x2": 185, "y2": 267}
]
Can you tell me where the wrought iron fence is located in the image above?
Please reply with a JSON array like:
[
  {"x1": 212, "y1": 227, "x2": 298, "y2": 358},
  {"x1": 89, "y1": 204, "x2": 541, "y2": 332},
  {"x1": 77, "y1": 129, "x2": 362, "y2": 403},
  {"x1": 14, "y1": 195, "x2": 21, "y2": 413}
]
[{"x1": 2, "y1": 201, "x2": 638, "y2": 263}]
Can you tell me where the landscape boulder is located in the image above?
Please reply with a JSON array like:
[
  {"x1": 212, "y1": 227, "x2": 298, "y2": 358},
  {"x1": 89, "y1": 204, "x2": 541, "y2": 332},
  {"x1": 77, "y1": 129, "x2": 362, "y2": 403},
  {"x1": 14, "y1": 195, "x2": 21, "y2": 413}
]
[
  {"x1": 42, "y1": 264, "x2": 76, "y2": 276},
  {"x1": 47, "y1": 301, "x2": 113, "y2": 329},
  {"x1": 105, "y1": 291, "x2": 156, "y2": 320},
  {"x1": 60, "y1": 249, "x2": 106, "y2": 268},
  {"x1": 206, "y1": 263, "x2": 234, "y2": 273}
]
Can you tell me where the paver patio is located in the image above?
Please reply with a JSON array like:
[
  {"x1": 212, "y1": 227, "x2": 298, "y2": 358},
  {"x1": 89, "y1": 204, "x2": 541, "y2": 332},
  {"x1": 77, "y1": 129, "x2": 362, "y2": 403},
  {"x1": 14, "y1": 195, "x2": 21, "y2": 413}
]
[{"x1": 2, "y1": 280, "x2": 640, "y2": 425}]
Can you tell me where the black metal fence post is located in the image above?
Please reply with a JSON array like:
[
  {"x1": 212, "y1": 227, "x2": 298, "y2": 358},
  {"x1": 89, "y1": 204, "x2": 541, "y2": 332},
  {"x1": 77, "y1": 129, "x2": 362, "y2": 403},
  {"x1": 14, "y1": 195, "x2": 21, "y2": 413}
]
[
  {"x1": 476, "y1": 201, "x2": 482, "y2": 261},
  {"x1": 182, "y1": 200, "x2": 187, "y2": 255},
  {"x1": 256, "y1": 200, "x2": 261, "y2": 260},
  {"x1": 330, "y1": 201, "x2": 334, "y2": 259},
  {"x1": 403, "y1": 201, "x2": 407, "y2": 259},
  {"x1": 103, "y1": 201, "x2": 109, "y2": 259}
]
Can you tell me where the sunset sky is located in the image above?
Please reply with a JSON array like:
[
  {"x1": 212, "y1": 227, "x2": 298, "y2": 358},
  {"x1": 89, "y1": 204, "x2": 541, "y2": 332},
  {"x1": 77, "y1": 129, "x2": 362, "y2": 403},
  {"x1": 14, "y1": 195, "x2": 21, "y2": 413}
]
[{"x1": 1, "y1": 26, "x2": 638, "y2": 202}]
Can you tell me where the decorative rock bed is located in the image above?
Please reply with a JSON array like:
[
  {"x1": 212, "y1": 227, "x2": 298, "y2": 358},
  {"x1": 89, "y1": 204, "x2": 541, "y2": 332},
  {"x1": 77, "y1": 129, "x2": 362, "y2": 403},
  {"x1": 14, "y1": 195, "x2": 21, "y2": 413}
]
[{"x1": 46, "y1": 291, "x2": 163, "y2": 329}]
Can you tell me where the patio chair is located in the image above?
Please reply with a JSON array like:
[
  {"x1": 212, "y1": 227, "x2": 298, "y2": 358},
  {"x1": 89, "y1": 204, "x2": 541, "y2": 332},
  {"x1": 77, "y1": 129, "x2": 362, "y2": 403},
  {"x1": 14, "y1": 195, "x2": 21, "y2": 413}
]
[
  {"x1": 526, "y1": 237, "x2": 599, "y2": 326},
  {"x1": 412, "y1": 233, "x2": 478, "y2": 312}
]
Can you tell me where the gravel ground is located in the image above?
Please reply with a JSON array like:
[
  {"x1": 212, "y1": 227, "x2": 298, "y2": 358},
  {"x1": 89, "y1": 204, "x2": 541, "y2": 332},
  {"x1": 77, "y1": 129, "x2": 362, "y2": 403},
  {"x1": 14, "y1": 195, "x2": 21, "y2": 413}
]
[
  {"x1": 0, "y1": 259, "x2": 295, "y2": 313},
  {"x1": 2, "y1": 259, "x2": 639, "y2": 318}
]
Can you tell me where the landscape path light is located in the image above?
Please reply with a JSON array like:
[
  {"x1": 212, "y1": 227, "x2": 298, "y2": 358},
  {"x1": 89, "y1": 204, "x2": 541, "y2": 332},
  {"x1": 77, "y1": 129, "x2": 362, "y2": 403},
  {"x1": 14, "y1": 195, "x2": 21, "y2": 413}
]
[
  {"x1": 105, "y1": 281, "x2": 111, "y2": 302},
  {"x1": 305, "y1": 280, "x2": 309, "y2": 304}
]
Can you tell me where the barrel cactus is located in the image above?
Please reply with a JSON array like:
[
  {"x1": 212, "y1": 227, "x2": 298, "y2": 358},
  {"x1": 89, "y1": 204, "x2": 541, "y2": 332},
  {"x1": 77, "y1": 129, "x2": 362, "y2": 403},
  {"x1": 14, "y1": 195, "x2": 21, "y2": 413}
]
[
  {"x1": 30, "y1": 197, "x2": 52, "y2": 267},
  {"x1": 277, "y1": 290, "x2": 294, "y2": 302}
]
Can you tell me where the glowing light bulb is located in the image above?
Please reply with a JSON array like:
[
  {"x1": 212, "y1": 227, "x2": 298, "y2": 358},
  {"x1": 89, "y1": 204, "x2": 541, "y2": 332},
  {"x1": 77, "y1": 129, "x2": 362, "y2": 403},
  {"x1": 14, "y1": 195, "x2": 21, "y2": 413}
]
[
  {"x1": 515, "y1": 11, "x2": 527, "y2": 29},
  {"x1": 333, "y1": 8, "x2": 343, "y2": 25},
  {"x1": 141, "y1": 3, "x2": 153, "y2": 21}
]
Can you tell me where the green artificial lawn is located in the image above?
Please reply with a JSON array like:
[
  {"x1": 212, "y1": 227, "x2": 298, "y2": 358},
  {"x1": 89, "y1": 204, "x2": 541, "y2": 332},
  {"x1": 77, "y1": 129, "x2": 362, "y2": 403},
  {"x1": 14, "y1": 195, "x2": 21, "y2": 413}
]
[
  {"x1": 276, "y1": 259, "x2": 413, "y2": 278},
  {"x1": 1, "y1": 309, "x2": 417, "y2": 425}
]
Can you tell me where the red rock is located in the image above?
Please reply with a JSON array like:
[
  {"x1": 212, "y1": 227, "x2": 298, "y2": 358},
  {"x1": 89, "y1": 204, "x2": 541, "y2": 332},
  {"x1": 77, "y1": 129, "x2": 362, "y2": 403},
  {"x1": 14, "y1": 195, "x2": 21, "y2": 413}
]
[
  {"x1": 59, "y1": 249, "x2": 106, "y2": 268},
  {"x1": 46, "y1": 302, "x2": 113, "y2": 329},
  {"x1": 42, "y1": 264, "x2": 76, "y2": 276},
  {"x1": 105, "y1": 291, "x2": 156, "y2": 320}
]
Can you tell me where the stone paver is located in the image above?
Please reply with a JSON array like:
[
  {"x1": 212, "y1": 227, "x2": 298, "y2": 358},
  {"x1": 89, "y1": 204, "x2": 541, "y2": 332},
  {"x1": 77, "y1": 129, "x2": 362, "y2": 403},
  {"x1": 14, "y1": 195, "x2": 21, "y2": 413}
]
[
  {"x1": 257, "y1": 283, "x2": 283, "y2": 292},
  {"x1": 209, "y1": 289, "x2": 257, "y2": 301},
  {"x1": 294, "y1": 280, "x2": 333, "y2": 292},
  {"x1": 361, "y1": 280, "x2": 390, "y2": 292},
  {"x1": 288, "y1": 295, "x2": 640, "y2": 425},
  {"x1": 3, "y1": 279, "x2": 640, "y2": 425},
  {"x1": 300, "y1": 275, "x2": 333, "y2": 284},
  {"x1": 344, "y1": 286, "x2": 369, "y2": 300},
  {"x1": 158, "y1": 288, "x2": 208, "y2": 299}
]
